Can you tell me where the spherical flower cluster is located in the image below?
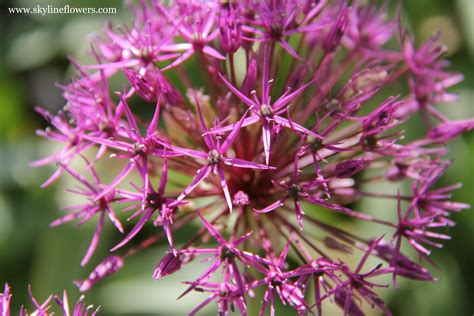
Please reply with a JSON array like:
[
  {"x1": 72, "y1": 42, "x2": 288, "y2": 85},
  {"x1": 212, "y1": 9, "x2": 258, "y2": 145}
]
[{"x1": 30, "y1": 0, "x2": 472, "y2": 315}]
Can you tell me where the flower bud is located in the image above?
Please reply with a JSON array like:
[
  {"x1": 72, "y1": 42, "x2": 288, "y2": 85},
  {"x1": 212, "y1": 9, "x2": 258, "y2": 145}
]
[
  {"x1": 428, "y1": 119, "x2": 474, "y2": 142},
  {"x1": 74, "y1": 256, "x2": 124, "y2": 292},
  {"x1": 153, "y1": 252, "x2": 182, "y2": 280}
]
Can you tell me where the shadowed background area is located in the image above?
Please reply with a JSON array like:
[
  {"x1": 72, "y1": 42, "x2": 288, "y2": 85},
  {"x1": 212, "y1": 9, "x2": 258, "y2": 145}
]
[{"x1": 0, "y1": 0, "x2": 473, "y2": 315}]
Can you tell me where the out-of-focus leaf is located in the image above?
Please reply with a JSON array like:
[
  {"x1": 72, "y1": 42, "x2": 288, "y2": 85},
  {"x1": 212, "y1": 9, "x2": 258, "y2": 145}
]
[{"x1": 7, "y1": 28, "x2": 58, "y2": 70}]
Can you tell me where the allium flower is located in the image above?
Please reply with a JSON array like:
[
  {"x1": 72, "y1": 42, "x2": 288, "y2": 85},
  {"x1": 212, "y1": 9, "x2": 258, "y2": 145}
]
[
  {"x1": 28, "y1": 0, "x2": 472, "y2": 315},
  {"x1": 0, "y1": 284, "x2": 99, "y2": 316}
]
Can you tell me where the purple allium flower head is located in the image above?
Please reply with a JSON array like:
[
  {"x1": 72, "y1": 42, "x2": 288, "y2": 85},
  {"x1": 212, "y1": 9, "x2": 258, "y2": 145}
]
[
  {"x1": 30, "y1": 0, "x2": 472, "y2": 314},
  {"x1": 1, "y1": 283, "x2": 12, "y2": 316},
  {"x1": 0, "y1": 284, "x2": 99, "y2": 316}
]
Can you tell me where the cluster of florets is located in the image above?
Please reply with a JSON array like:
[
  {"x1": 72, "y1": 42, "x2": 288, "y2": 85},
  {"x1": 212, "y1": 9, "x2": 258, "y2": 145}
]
[
  {"x1": 0, "y1": 284, "x2": 99, "y2": 316},
  {"x1": 25, "y1": 0, "x2": 472, "y2": 315}
]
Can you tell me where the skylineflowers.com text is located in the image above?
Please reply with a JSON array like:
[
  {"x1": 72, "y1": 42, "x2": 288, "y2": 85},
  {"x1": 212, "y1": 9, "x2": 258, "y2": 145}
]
[{"x1": 8, "y1": 5, "x2": 118, "y2": 15}]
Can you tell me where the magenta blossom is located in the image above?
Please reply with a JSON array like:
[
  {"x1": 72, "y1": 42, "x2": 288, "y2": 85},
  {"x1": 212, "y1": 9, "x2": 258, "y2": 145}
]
[
  {"x1": 0, "y1": 284, "x2": 99, "y2": 316},
  {"x1": 26, "y1": 0, "x2": 472, "y2": 315}
]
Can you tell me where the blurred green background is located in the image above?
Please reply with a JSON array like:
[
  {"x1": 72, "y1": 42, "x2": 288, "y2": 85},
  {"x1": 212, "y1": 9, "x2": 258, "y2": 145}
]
[{"x1": 0, "y1": 0, "x2": 473, "y2": 315}]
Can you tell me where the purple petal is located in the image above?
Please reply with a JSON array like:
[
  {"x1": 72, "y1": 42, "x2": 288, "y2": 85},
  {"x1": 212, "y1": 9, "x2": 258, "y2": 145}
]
[
  {"x1": 278, "y1": 239, "x2": 291, "y2": 268},
  {"x1": 157, "y1": 140, "x2": 208, "y2": 160},
  {"x1": 158, "y1": 158, "x2": 168, "y2": 196},
  {"x1": 262, "y1": 43, "x2": 270, "y2": 104},
  {"x1": 147, "y1": 97, "x2": 161, "y2": 137},
  {"x1": 197, "y1": 211, "x2": 227, "y2": 245},
  {"x1": 81, "y1": 212, "x2": 105, "y2": 266},
  {"x1": 193, "y1": 94, "x2": 215, "y2": 149},
  {"x1": 241, "y1": 59, "x2": 258, "y2": 95},
  {"x1": 189, "y1": 293, "x2": 218, "y2": 316},
  {"x1": 162, "y1": 49, "x2": 195, "y2": 72},
  {"x1": 217, "y1": 167, "x2": 233, "y2": 212},
  {"x1": 259, "y1": 288, "x2": 275, "y2": 316},
  {"x1": 111, "y1": 207, "x2": 155, "y2": 251},
  {"x1": 279, "y1": 40, "x2": 302, "y2": 60},
  {"x1": 118, "y1": 93, "x2": 140, "y2": 139},
  {"x1": 273, "y1": 115, "x2": 323, "y2": 139},
  {"x1": 223, "y1": 157, "x2": 275, "y2": 170},
  {"x1": 202, "y1": 45, "x2": 226, "y2": 60},
  {"x1": 294, "y1": 200, "x2": 304, "y2": 231},
  {"x1": 40, "y1": 167, "x2": 64, "y2": 188},
  {"x1": 254, "y1": 197, "x2": 288, "y2": 213},
  {"x1": 219, "y1": 73, "x2": 256, "y2": 108},
  {"x1": 50, "y1": 209, "x2": 87, "y2": 227},
  {"x1": 82, "y1": 59, "x2": 140, "y2": 70},
  {"x1": 231, "y1": 260, "x2": 247, "y2": 298},
  {"x1": 208, "y1": 115, "x2": 260, "y2": 135},
  {"x1": 272, "y1": 79, "x2": 316, "y2": 111},
  {"x1": 163, "y1": 216, "x2": 176, "y2": 253},
  {"x1": 162, "y1": 43, "x2": 193, "y2": 52},
  {"x1": 175, "y1": 165, "x2": 212, "y2": 204},
  {"x1": 82, "y1": 135, "x2": 132, "y2": 152},
  {"x1": 107, "y1": 205, "x2": 124, "y2": 233},
  {"x1": 178, "y1": 260, "x2": 221, "y2": 299},
  {"x1": 219, "y1": 110, "x2": 250, "y2": 153},
  {"x1": 233, "y1": 231, "x2": 253, "y2": 247},
  {"x1": 280, "y1": 283, "x2": 306, "y2": 310},
  {"x1": 94, "y1": 160, "x2": 136, "y2": 201},
  {"x1": 305, "y1": 196, "x2": 374, "y2": 221},
  {"x1": 262, "y1": 123, "x2": 271, "y2": 165},
  {"x1": 284, "y1": 21, "x2": 330, "y2": 36}
]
